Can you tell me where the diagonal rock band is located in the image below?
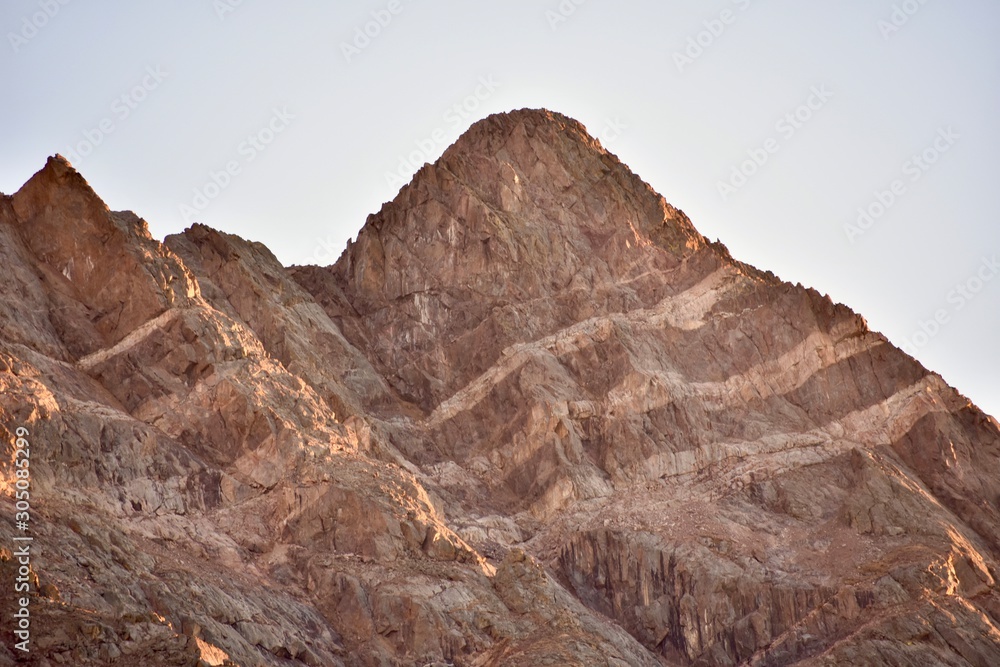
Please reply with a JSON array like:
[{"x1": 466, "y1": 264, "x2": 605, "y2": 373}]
[{"x1": 0, "y1": 108, "x2": 998, "y2": 666}]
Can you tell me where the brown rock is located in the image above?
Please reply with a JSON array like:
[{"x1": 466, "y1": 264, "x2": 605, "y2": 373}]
[
  {"x1": 9, "y1": 156, "x2": 198, "y2": 357},
  {"x1": 1, "y1": 109, "x2": 999, "y2": 665}
]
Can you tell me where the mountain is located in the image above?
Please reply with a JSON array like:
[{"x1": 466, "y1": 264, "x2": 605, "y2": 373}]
[{"x1": 2, "y1": 109, "x2": 1000, "y2": 666}]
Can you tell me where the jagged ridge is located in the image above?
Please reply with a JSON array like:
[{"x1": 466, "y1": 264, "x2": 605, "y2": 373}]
[{"x1": 0, "y1": 109, "x2": 998, "y2": 666}]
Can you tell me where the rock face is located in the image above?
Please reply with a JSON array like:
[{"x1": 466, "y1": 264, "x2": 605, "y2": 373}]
[{"x1": 2, "y1": 109, "x2": 1000, "y2": 666}]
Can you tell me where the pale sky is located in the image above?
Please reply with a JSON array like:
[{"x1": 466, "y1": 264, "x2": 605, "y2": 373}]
[{"x1": 2, "y1": 1, "x2": 998, "y2": 418}]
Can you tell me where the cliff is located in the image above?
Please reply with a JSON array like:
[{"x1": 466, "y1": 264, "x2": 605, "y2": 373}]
[{"x1": 1, "y1": 109, "x2": 999, "y2": 666}]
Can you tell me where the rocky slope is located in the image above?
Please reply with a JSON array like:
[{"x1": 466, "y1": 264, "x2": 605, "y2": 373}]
[{"x1": 2, "y1": 109, "x2": 1000, "y2": 666}]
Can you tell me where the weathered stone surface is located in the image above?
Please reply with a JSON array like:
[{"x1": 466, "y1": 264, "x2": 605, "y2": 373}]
[
  {"x1": 164, "y1": 224, "x2": 398, "y2": 421},
  {"x1": 2, "y1": 108, "x2": 1000, "y2": 665},
  {"x1": 9, "y1": 156, "x2": 198, "y2": 358}
]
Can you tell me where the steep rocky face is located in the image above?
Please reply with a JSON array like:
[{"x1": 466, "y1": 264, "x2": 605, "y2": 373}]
[
  {"x1": 5, "y1": 156, "x2": 198, "y2": 359},
  {"x1": 291, "y1": 110, "x2": 1000, "y2": 665},
  {"x1": 0, "y1": 145, "x2": 663, "y2": 667},
  {"x1": 2, "y1": 109, "x2": 1000, "y2": 666},
  {"x1": 300, "y1": 111, "x2": 710, "y2": 414}
]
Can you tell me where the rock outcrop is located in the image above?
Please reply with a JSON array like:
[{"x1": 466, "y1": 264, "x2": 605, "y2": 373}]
[{"x1": 2, "y1": 110, "x2": 1000, "y2": 666}]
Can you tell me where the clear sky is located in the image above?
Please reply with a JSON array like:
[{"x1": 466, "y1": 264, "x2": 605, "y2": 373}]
[{"x1": 2, "y1": 1, "x2": 998, "y2": 418}]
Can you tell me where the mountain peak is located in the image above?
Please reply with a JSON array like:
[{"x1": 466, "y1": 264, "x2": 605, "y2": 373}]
[
  {"x1": 7, "y1": 155, "x2": 198, "y2": 356},
  {"x1": 336, "y1": 109, "x2": 708, "y2": 317},
  {"x1": 4, "y1": 113, "x2": 1000, "y2": 665},
  {"x1": 49, "y1": 152, "x2": 76, "y2": 169},
  {"x1": 437, "y1": 107, "x2": 631, "y2": 189},
  {"x1": 444, "y1": 107, "x2": 597, "y2": 155},
  {"x1": 15, "y1": 153, "x2": 103, "y2": 213},
  {"x1": 314, "y1": 110, "x2": 734, "y2": 414}
]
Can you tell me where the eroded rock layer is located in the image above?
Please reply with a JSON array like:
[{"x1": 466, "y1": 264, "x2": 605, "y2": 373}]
[{"x1": 2, "y1": 110, "x2": 999, "y2": 666}]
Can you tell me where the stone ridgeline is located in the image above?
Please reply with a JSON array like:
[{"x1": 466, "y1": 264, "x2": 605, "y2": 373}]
[{"x1": 1, "y1": 109, "x2": 999, "y2": 666}]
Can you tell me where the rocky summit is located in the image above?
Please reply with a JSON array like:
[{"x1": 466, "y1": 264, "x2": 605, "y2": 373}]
[{"x1": 2, "y1": 108, "x2": 1000, "y2": 666}]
